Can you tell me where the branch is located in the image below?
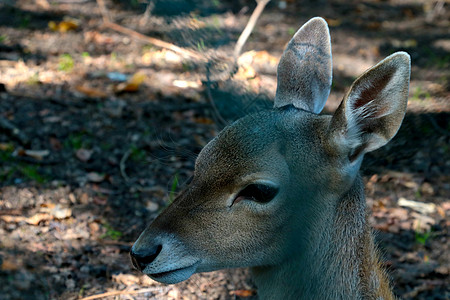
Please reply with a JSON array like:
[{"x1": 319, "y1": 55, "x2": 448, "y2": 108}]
[
  {"x1": 96, "y1": 0, "x2": 205, "y2": 61},
  {"x1": 233, "y1": 0, "x2": 270, "y2": 59},
  {"x1": 119, "y1": 149, "x2": 132, "y2": 182}
]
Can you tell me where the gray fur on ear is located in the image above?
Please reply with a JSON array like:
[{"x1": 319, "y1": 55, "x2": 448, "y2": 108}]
[{"x1": 274, "y1": 17, "x2": 332, "y2": 114}]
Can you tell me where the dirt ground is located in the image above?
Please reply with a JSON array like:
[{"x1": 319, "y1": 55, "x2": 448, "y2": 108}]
[{"x1": 0, "y1": 0, "x2": 449, "y2": 299}]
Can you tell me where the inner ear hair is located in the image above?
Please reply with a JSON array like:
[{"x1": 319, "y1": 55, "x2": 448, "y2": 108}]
[{"x1": 330, "y1": 52, "x2": 411, "y2": 158}]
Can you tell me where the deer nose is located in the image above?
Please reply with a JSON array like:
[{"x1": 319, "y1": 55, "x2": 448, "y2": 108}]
[{"x1": 130, "y1": 244, "x2": 162, "y2": 271}]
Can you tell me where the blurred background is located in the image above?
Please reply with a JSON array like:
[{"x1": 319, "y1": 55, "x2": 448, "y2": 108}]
[{"x1": 0, "y1": 0, "x2": 448, "y2": 299}]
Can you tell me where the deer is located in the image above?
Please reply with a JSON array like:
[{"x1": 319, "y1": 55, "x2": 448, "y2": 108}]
[{"x1": 130, "y1": 17, "x2": 410, "y2": 299}]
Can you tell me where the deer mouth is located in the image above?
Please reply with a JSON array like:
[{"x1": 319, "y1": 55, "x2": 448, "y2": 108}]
[{"x1": 148, "y1": 262, "x2": 199, "y2": 284}]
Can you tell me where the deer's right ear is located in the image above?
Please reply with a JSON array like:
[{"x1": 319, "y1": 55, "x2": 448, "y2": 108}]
[{"x1": 274, "y1": 17, "x2": 332, "y2": 114}]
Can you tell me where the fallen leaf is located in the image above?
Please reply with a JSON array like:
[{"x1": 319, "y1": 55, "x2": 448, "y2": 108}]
[
  {"x1": 366, "y1": 21, "x2": 382, "y2": 30},
  {"x1": 44, "y1": 116, "x2": 62, "y2": 123},
  {"x1": 91, "y1": 184, "x2": 115, "y2": 194},
  {"x1": 49, "y1": 137, "x2": 63, "y2": 151},
  {"x1": 76, "y1": 148, "x2": 93, "y2": 162},
  {"x1": 0, "y1": 215, "x2": 27, "y2": 223},
  {"x1": 1, "y1": 260, "x2": 21, "y2": 271},
  {"x1": 87, "y1": 172, "x2": 106, "y2": 183},
  {"x1": 75, "y1": 85, "x2": 108, "y2": 98},
  {"x1": 411, "y1": 212, "x2": 435, "y2": 232},
  {"x1": 114, "y1": 72, "x2": 146, "y2": 93},
  {"x1": 50, "y1": 205, "x2": 72, "y2": 219},
  {"x1": 389, "y1": 207, "x2": 409, "y2": 221},
  {"x1": 84, "y1": 31, "x2": 115, "y2": 45},
  {"x1": 325, "y1": 18, "x2": 342, "y2": 27},
  {"x1": 23, "y1": 149, "x2": 50, "y2": 160},
  {"x1": 80, "y1": 193, "x2": 90, "y2": 204},
  {"x1": 398, "y1": 198, "x2": 436, "y2": 214},
  {"x1": 0, "y1": 143, "x2": 14, "y2": 151},
  {"x1": 238, "y1": 50, "x2": 278, "y2": 74},
  {"x1": 146, "y1": 201, "x2": 159, "y2": 212},
  {"x1": 235, "y1": 65, "x2": 257, "y2": 80},
  {"x1": 112, "y1": 273, "x2": 140, "y2": 285},
  {"x1": 173, "y1": 80, "x2": 200, "y2": 88},
  {"x1": 229, "y1": 289, "x2": 256, "y2": 297},
  {"x1": 442, "y1": 202, "x2": 450, "y2": 211},
  {"x1": 89, "y1": 221, "x2": 100, "y2": 236},
  {"x1": 194, "y1": 117, "x2": 214, "y2": 124},
  {"x1": 26, "y1": 213, "x2": 53, "y2": 225},
  {"x1": 93, "y1": 196, "x2": 107, "y2": 205},
  {"x1": 142, "y1": 49, "x2": 182, "y2": 66},
  {"x1": 48, "y1": 18, "x2": 79, "y2": 33},
  {"x1": 420, "y1": 182, "x2": 434, "y2": 196},
  {"x1": 167, "y1": 289, "x2": 180, "y2": 300},
  {"x1": 436, "y1": 205, "x2": 445, "y2": 218}
]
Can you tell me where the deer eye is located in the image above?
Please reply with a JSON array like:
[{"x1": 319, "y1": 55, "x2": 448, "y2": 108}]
[{"x1": 232, "y1": 184, "x2": 279, "y2": 206}]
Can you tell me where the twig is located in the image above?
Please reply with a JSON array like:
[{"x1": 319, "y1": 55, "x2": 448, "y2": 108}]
[
  {"x1": 80, "y1": 287, "x2": 169, "y2": 300},
  {"x1": 233, "y1": 0, "x2": 270, "y2": 59},
  {"x1": 139, "y1": 0, "x2": 154, "y2": 27},
  {"x1": 120, "y1": 149, "x2": 132, "y2": 182},
  {"x1": 96, "y1": 0, "x2": 111, "y2": 24},
  {"x1": 96, "y1": 0, "x2": 205, "y2": 61}
]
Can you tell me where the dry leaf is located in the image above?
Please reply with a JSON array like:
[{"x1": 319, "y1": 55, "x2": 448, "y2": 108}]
[
  {"x1": 23, "y1": 149, "x2": 50, "y2": 160},
  {"x1": 229, "y1": 289, "x2": 256, "y2": 297},
  {"x1": 89, "y1": 221, "x2": 100, "y2": 235},
  {"x1": 75, "y1": 85, "x2": 108, "y2": 98},
  {"x1": 146, "y1": 201, "x2": 159, "y2": 212},
  {"x1": 93, "y1": 196, "x2": 107, "y2": 205},
  {"x1": 76, "y1": 148, "x2": 93, "y2": 162},
  {"x1": 326, "y1": 18, "x2": 342, "y2": 27},
  {"x1": 167, "y1": 289, "x2": 180, "y2": 300},
  {"x1": 48, "y1": 18, "x2": 79, "y2": 33},
  {"x1": 436, "y1": 205, "x2": 445, "y2": 218},
  {"x1": 0, "y1": 143, "x2": 14, "y2": 151},
  {"x1": 50, "y1": 137, "x2": 63, "y2": 151},
  {"x1": 49, "y1": 205, "x2": 72, "y2": 219},
  {"x1": 0, "y1": 215, "x2": 27, "y2": 223},
  {"x1": 26, "y1": 213, "x2": 53, "y2": 225},
  {"x1": 238, "y1": 50, "x2": 278, "y2": 74},
  {"x1": 1, "y1": 260, "x2": 21, "y2": 271},
  {"x1": 172, "y1": 80, "x2": 201, "y2": 88},
  {"x1": 84, "y1": 31, "x2": 114, "y2": 45},
  {"x1": 235, "y1": 65, "x2": 257, "y2": 80},
  {"x1": 80, "y1": 193, "x2": 90, "y2": 204},
  {"x1": 114, "y1": 72, "x2": 146, "y2": 93},
  {"x1": 194, "y1": 117, "x2": 214, "y2": 125},
  {"x1": 112, "y1": 273, "x2": 140, "y2": 285},
  {"x1": 87, "y1": 172, "x2": 106, "y2": 183},
  {"x1": 398, "y1": 198, "x2": 436, "y2": 214}
]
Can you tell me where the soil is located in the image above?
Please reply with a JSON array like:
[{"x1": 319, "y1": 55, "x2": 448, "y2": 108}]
[{"x1": 0, "y1": 0, "x2": 449, "y2": 299}]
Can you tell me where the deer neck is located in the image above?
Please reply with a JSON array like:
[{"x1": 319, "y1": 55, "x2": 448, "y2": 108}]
[{"x1": 251, "y1": 176, "x2": 386, "y2": 300}]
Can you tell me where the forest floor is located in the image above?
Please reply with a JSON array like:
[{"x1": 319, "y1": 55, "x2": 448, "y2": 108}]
[{"x1": 0, "y1": 0, "x2": 449, "y2": 299}]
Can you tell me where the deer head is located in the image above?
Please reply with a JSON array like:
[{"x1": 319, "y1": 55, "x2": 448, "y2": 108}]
[{"x1": 131, "y1": 17, "x2": 410, "y2": 298}]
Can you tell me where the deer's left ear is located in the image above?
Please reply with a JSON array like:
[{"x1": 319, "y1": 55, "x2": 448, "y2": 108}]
[
  {"x1": 329, "y1": 52, "x2": 411, "y2": 161},
  {"x1": 274, "y1": 17, "x2": 332, "y2": 114}
]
